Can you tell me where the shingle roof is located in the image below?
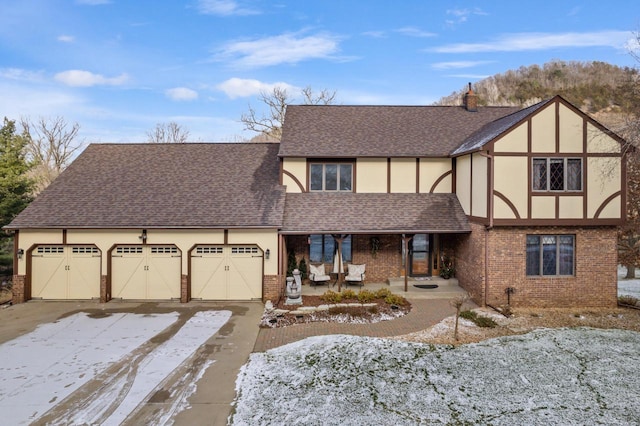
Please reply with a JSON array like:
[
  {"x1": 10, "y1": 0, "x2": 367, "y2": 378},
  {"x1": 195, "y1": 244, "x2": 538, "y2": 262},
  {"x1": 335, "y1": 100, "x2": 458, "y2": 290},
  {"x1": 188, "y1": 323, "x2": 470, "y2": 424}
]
[
  {"x1": 451, "y1": 98, "x2": 552, "y2": 156},
  {"x1": 5, "y1": 143, "x2": 285, "y2": 229},
  {"x1": 279, "y1": 105, "x2": 520, "y2": 158},
  {"x1": 282, "y1": 192, "x2": 470, "y2": 234}
]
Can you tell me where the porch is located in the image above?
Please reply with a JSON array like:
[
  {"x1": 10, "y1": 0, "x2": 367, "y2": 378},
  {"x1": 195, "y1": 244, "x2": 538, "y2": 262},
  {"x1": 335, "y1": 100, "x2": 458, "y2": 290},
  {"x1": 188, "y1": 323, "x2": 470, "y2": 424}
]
[{"x1": 301, "y1": 276, "x2": 468, "y2": 300}]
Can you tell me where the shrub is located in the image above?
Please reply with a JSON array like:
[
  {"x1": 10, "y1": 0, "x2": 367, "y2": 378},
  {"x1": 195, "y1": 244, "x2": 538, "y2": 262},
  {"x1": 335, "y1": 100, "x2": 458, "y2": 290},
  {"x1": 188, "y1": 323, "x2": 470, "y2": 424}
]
[
  {"x1": 320, "y1": 290, "x2": 342, "y2": 304},
  {"x1": 619, "y1": 295, "x2": 639, "y2": 306},
  {"x1": 374, "y1": 288, "x2": 393, "y2": 299},
  {"x1": 459, "y1": 310, "x2": 497, "y2": 328},
  {"x1": 341, "y1": 289, "x2": 357, "y2": 300},
  {"x1": 298, "y1": 258, "x2": 307, "y2": 280},
  {"x1": 384, "y1": 294, "x2": 406, "y2": 306},
  {"x1": 357, "y1": 289, "x2": 376, "y2": 303}
]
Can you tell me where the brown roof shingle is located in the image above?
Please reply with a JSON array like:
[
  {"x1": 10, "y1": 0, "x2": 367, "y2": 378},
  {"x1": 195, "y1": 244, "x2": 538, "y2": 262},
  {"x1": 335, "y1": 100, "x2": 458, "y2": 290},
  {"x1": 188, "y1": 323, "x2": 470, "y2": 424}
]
[
  {"x1": 282, "y1": 192, "x2": 470, "y2": 234},
  {"x1": 279, "y1": 105, "x2": 520, "y2": 158},
  {"x1": 6, "y1": 143, "x2": 285, "y2": 229}
]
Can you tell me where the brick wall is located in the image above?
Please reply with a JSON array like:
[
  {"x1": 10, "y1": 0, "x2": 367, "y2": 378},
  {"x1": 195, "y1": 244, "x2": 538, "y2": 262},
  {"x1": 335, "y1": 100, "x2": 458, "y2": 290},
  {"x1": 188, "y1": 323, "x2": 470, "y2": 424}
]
[
  {"x1": 452, "y1": 223, "x2": 486, "y2": 305},
  {"x1": 486, "y1": 226, "x2": 618, "y2": 308},
  {"x1": 100, "y1": 275, "x2": 108, "y2": 303},
  {"x1": 352, "y1": 234, "x2": 403, "y2": 282},
  {"x1": 11, "y1": 274, "x2": 26, "y2": 304},
  {"x1": 452, "y1": 225, "x2": 618, "y2": 308},
  {"x1": 180, "y1": 274, "x2": 189, "y2": 303},
  {"x1": 263, "y1": 274, "x2": 281, "y2": 302}
]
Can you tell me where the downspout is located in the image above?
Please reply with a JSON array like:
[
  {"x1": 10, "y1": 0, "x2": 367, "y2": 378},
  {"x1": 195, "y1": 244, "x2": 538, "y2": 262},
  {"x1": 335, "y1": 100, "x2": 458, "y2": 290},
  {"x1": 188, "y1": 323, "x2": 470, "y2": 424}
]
[{"x1": 480, "y1": 150, "x2": 494, "y2": 307}]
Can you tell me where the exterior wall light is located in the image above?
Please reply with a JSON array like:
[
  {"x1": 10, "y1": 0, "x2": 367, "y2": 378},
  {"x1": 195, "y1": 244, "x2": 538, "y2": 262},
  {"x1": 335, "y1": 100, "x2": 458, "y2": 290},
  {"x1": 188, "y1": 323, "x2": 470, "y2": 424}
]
[
  {"x1": 17, "y1": 248, "x2": 24, "y2": 259},
  {"x1": 265, "y1": 249, "x2": 270, "y2": 259}
]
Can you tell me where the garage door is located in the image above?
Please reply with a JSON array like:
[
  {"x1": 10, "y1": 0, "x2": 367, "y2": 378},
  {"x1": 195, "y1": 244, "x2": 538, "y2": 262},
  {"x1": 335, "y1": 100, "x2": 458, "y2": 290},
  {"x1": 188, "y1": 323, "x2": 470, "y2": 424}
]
[
  {"x1": 31, "y1": 245, "x2": 101, "y2": 299},
  {"x1": 191, "y1": 245, "x2": 262, "y2": 300},
  {"x1": 111, "y1": 245, "x2": 181, "y2": 300}
]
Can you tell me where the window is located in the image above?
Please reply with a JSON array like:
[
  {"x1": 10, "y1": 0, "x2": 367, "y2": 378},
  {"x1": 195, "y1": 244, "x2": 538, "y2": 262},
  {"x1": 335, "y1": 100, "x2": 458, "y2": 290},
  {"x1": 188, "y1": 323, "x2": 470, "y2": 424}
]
[
  {"x1": 310, "y1": 163, "x2": 353, "y2": 192},
  {"x1": 526, "y1": 235, "x2": 575, "y2": 276},
  {"x1": 309, "y1": 235, "x2": 352, "y2": 263},
  {"x1": 532, "y1": 158, "x2": 581, "y2": 191}
]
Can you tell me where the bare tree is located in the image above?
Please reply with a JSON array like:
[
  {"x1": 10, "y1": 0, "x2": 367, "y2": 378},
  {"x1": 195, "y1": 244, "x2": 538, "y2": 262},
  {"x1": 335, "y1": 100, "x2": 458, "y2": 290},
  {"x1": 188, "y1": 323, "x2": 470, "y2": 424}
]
[
  {"x1": 241, "y1": 86, "x2": 337, "y2": 141},
  {"x1": 20, "y1": 116, "x2": 82, "y2": 193},
  {"x1": 146, "y1": 122, "x2": 190, "y2": 143}
]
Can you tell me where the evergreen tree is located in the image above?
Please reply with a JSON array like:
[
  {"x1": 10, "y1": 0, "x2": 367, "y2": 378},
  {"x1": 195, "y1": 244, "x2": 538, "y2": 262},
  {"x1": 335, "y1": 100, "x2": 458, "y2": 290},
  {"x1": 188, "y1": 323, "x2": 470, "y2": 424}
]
[{"x1": 0, "y1": 117, "x2": 33, "y2": 235}]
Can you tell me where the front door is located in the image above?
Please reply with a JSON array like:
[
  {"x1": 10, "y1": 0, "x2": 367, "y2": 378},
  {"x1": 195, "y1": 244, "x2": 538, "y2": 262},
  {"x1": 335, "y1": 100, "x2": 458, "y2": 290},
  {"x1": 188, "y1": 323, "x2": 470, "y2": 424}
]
[{"x1": 410, "y1": 234, "x2": 430, "y2": 276}]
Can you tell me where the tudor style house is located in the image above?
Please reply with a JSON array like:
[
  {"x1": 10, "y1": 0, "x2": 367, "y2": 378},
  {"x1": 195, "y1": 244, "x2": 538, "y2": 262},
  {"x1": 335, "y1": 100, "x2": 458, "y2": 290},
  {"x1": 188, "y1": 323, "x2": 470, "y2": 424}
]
[{"x1": 5, "y1": 91, "x2": 627, "y2": 308}]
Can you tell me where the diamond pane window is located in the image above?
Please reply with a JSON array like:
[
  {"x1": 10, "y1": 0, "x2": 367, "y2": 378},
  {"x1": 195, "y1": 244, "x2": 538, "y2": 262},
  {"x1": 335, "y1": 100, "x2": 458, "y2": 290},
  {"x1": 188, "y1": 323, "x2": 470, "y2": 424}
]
[
  {"x1": 532, "y1": 158, "x2": 582, "y2": 192},
  {"x1": 549, "y1": 159, "x2": 564, "y2": 191}
]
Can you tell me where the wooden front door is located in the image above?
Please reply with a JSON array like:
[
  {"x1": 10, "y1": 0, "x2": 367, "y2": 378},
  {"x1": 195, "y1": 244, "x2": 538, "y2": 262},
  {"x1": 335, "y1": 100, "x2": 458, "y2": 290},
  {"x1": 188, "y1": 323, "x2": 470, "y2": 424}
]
[{"x1": 410, "y1": 234, "x2": 430, "y2": 276}]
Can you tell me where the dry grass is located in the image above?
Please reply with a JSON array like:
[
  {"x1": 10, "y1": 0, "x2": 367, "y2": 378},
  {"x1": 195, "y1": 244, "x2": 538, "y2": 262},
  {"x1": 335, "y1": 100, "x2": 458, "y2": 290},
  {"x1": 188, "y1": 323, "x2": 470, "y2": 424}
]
[
  {"x1": 0, "y1": 288, "x2": 12, "y2": 305},
  {"x1": 398, "y1": 306, "x2": 640, "y2": 346}
]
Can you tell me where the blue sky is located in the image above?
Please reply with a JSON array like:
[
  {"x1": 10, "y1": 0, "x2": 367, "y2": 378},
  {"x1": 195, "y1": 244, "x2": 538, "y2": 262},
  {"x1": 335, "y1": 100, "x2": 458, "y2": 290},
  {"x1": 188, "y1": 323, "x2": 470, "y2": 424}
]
[{"x1": 0, "y1": 0, "x2": 638, "y2": 143}]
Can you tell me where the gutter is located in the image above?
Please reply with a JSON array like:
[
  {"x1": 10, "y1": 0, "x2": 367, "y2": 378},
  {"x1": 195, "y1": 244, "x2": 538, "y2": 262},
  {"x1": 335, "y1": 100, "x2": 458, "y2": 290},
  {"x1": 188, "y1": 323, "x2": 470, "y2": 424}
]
[{"x1": 479, "y1": 150, "x2": 494, "y2": 307}]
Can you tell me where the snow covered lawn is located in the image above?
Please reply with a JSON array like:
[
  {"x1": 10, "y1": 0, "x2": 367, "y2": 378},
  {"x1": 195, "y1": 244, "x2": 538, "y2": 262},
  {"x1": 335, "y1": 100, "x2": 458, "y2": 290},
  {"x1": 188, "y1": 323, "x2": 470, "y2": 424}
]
[
  {"x1": 0, "y1": 310, "x2": 231, "y2": 425},
  {"x1": 618, "y1": 266, "x2": 640, "y2": 299},
  {"x1": 232, "y1": 329, "x2": 640, "y2": 425}
]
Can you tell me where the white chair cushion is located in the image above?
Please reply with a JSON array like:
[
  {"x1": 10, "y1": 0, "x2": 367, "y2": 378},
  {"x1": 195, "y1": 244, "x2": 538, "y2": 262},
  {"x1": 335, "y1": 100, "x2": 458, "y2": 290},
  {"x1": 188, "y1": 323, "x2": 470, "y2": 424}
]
[
  {"x1": 346, "y1": 264, "x2": 366, "y2": 280},
  {"x1": 309, "y1": 264, "x2": 325, "y2": 276}
]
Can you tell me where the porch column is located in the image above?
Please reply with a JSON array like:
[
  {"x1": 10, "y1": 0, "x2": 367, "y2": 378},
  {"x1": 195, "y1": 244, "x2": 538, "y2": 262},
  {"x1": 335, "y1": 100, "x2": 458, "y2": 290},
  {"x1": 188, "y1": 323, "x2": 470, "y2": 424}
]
[
  {"x1": 332, "y1": 234, "x2": 346, "y2": 292},
  {"x1": 402, "y1": 234, "x2": 414, "y2": 292}
]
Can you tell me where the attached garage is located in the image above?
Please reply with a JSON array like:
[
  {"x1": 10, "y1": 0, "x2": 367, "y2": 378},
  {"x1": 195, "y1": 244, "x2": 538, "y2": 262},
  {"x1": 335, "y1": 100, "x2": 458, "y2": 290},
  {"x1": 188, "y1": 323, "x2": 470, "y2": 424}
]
[
  {"x1": 191, "y1": 245, "x2": 263, "y2": 300},
  {"x1": 31, "y1": 245, "x2": 101, "y2": 299},
  {"x1": 111, "y1": 245, "x2": 181, "y2": 300}
]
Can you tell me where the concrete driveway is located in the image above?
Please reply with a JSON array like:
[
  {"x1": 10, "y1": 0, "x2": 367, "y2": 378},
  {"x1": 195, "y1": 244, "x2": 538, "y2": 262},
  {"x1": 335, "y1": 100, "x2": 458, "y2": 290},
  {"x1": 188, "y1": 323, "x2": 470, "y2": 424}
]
[{"x1": 0, "y1": 300, "x2": 263, "y2": 426}]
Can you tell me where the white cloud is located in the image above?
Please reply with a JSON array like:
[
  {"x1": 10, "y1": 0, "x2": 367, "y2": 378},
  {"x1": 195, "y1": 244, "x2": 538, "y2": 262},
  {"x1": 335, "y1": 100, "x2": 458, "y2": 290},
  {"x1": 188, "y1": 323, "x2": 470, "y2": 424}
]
[
  {"x1": 57, "y1": 35, "x2": 75, "y2": 43},
  {"x1": 362, "y1": 31, "x2": 386, "y2": 39},
  {"x1": 217, "y1": 78, "x2": 296, "y2": 99},
  {"x1": 445, "y1": 8, "x2": 488, "y2": 25},
  {"x1": 216, "y1": 32, "x2": 341, "y2": 68},
  {"x1": 54, "y1": 70, "x2": 129, "y2": 87},
  {"x1": 395, "y1": 27, "x2": 436, "y2": 38},
  {"x1": 432, "y1": 60, "x2": 495, "y2": 70},
  {"x1": 0, "y1": 68, "x2": 45, "y2": 82},
  {"x1": 625, "y1": 35, "x2": 640, "y2": 55},
  {"x1": 165, "y1": 87, "x2": 199, "y2": 101},
  {"x1": 197, "y1": 0, "x2": 259, "y2": 16},
  {"x1": 447, "y1": 74, "x2": 492, "y2": 80},
  {"x1": 433, "y1": 30, "x2": 631, "y2": 53},
  {"x1": 0, "y1": 82, "x2": 84, "y2": 119}
]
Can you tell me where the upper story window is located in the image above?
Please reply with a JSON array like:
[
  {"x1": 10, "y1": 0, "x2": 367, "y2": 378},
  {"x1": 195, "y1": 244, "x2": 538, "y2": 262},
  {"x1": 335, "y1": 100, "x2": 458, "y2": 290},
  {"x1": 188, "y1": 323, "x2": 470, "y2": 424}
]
[
  {"x1": 310, "y1": 163, "x2": 353, "y2": 192},
  {"x1": 532, "y1": 158, "x2": 582, "y2": 192}
]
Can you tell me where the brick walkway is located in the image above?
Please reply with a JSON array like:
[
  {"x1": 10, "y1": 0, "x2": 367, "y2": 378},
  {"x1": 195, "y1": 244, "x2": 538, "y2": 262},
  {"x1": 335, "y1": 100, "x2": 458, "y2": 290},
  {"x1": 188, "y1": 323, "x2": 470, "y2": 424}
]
[{"x1": 253, "y1": 298, "x2": 474, "y2": 352}]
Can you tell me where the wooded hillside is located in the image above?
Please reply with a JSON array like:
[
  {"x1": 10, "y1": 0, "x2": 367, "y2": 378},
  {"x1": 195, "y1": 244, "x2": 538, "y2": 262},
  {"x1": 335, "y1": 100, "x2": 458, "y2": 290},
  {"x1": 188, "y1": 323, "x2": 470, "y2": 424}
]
[{"x1": 436, "y1": 60, "x2": 638, "y2": 114}]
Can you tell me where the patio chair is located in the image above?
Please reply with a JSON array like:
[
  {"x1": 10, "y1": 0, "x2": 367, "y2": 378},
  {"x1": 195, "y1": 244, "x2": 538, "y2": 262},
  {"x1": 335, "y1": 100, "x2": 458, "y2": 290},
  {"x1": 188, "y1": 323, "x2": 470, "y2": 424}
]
[
  {"x1": 345, "y1": 263, "x2": 366, "y2": 287},
  {"x1": 309, "y1": 263, "x2": 331, "y2": 287}
]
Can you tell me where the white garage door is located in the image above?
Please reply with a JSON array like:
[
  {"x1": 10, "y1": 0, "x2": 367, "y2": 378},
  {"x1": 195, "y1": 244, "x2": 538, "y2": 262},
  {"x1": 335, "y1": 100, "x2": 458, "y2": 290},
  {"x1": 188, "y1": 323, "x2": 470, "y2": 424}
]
[
  {"x1": 31, "y1": 245, "x2": 101, "y2": 299},
  {"x1": 111, "y1": 245, "x2": 181, "y2": 300},
  {"x1": 191, "y1": 245, "x2": 262, "y2": 300}
]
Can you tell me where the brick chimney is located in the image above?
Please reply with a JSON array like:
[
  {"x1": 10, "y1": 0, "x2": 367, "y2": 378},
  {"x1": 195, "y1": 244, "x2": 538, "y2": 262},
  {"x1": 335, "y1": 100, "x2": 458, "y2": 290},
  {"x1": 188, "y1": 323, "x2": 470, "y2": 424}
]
[{"x1": 463, "y1": 82, "x2": 478, "y2": 112}]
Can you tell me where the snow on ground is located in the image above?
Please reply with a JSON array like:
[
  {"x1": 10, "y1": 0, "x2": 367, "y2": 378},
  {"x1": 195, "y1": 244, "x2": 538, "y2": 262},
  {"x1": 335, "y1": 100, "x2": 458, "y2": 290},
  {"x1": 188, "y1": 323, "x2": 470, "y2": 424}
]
[
  {"x1": 0, "y1": 310, "x2": 231, "y2": 425},
  {"x1": 231, "y1": 329, "x2": 640, "y2": 425},
  {"x1": 618, "y1": 266, "x2": 640, "y2": 299}
]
